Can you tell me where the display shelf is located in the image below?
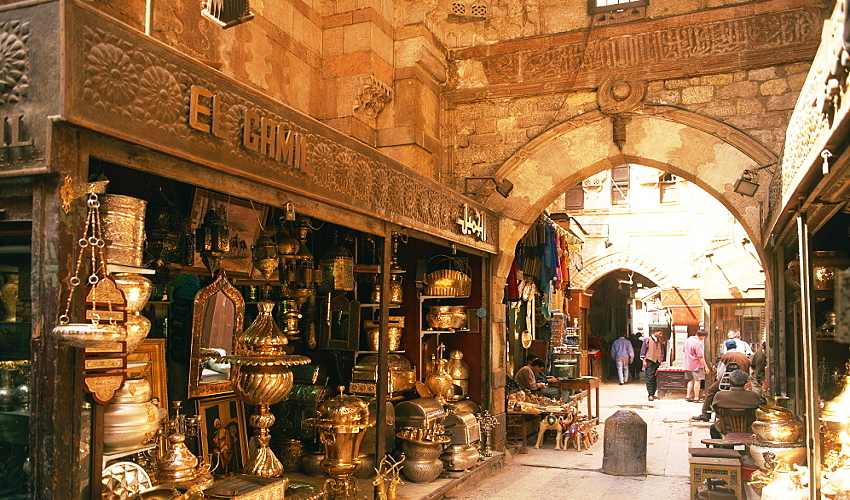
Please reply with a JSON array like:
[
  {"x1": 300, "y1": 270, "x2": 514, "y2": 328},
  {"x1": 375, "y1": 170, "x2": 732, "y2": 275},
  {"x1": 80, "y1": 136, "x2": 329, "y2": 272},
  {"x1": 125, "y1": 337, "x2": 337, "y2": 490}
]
[
  {"x1": 102, "y1": 444, "x2": 156, "y2": 467},
  {"x1": 359, "y1": 303, "x2": 402, "y2": 308}
]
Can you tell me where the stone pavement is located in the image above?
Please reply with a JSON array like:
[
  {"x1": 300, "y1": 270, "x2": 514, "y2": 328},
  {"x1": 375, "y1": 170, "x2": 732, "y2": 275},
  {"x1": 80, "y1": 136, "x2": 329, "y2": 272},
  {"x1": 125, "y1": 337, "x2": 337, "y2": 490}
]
[{"x1": 443, "y1": 378, "x2": 713, "y2": 500}]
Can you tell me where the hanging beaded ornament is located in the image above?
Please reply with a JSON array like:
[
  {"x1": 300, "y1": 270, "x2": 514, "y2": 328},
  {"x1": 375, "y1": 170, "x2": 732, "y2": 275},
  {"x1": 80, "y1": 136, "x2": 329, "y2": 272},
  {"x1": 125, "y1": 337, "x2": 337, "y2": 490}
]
[{"x1": 53, "y1": 193, "x2": 127, "y2": 347}]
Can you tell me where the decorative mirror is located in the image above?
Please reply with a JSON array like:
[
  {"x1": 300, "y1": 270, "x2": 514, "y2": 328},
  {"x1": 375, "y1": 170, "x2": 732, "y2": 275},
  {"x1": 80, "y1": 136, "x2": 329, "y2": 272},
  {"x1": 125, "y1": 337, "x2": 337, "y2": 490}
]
[{"x1": 188, "y1": 272, "x2": 245, "y2": 398}]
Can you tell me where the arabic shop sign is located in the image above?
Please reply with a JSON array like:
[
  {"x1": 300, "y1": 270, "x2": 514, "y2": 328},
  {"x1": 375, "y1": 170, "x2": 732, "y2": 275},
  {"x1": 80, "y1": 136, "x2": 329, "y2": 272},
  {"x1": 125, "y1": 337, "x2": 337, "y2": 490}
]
[{"x1": 457, "y1": 203, "x2": 486, "y2": 241}]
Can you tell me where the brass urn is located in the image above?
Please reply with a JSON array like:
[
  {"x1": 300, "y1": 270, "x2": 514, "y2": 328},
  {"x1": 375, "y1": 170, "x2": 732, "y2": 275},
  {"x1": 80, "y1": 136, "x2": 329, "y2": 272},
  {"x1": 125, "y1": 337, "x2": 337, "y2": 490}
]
[
  {"x1": 221, "y1": 300, "x2": 310, "y2": 477},
  {"x1": 313, "y1": 387, "x2": 372, "y2": 500},
  {"x1": 821, "y1": 363, "x2": 850, "y2": 470},
  {"x1": 425, "y1": 357, "x2": 454, "y2": 404}
]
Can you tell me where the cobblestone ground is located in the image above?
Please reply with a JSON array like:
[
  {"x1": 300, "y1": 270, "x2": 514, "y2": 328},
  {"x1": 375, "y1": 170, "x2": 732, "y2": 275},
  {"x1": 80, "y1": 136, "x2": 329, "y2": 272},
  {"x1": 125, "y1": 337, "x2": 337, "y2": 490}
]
[{"x1": 446, "y1": 378, "x2": 710, "y2": 500}]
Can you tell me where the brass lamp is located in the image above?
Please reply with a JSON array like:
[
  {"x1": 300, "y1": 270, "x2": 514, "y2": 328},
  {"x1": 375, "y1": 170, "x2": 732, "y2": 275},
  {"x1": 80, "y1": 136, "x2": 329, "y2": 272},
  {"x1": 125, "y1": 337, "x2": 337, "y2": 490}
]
[
  {"x1": 319, "y1": 233, "x2": 355, "y2": 292},
  {"x1": 195, "y1": 204, "x2": 230, "y2": 275},
  {"x1": 221, "y1": 300, "x2": 310, "y2": 477},
  {"x1": 251, "y1": 232, "x2": 278, "y2": 282},
  {"x1": 279, "y1": 217, "x2": 321, "y2": 306},
  {"x1": 145, "y1": 189, "x2": 187, "y2": 300}
]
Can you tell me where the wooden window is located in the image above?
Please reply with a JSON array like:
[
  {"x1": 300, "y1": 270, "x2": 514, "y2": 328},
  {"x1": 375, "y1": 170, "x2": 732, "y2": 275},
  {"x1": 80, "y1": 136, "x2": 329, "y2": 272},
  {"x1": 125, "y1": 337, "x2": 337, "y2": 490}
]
[
  {"x1": 565, "y1": 183, "x2": 584, "y2": 210},
  {"x1": 611, "y1": 165, "x2": 629, "y2": 205},
  {"x1": 588, "y1": 0, "x2": 647, "y2": 14},
  {"x1": 660, "y1": 172, "x2": 677, "y2": 204}
]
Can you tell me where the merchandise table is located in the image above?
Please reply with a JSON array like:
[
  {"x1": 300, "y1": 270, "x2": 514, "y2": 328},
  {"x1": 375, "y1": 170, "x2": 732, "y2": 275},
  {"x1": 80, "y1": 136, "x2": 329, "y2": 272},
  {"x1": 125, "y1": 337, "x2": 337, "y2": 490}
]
[
  {"x1": 505, "y1": 411, "x2": 541, "y2": 452},
  {"x1": 553, "y1": 376, "x2": 600, "y2": 421}
]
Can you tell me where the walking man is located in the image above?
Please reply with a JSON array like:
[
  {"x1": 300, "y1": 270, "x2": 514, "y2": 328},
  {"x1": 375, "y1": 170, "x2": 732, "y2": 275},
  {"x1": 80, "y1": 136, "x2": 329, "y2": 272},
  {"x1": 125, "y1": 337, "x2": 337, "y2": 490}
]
[
  {"x1": 683, "y1": 329, "x2": 711, "y2": 402},
  {"x1": 640, "y1": 329, "x2": 667, "y2": 401},
  {"x1": 611, "y1": 332, "x2": 634, "y2": 385}
]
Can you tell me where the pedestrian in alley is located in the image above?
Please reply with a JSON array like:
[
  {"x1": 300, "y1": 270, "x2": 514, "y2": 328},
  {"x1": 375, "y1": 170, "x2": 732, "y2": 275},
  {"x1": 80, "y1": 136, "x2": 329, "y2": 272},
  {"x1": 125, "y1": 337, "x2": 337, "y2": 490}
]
[
  {"x1": 692, "y1": 339, "x2": 752, "y2": 422},
  {"x1": 610, "y1": 332, "x2": 634, "y2": 385},
  {"x1": 640, "y1": 329, "x2": 666, "y2": 401},
  {"x1": 628, "y1": 333, "x2": 643, "y2": 381},
  {"x1": 683, "y1": 329, "x2": 711, "y2": 402}
]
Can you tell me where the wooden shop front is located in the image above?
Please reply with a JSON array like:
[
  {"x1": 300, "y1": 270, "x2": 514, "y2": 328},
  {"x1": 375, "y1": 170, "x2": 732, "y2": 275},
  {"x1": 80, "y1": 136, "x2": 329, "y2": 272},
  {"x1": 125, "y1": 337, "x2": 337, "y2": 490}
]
[{"x1": 0, "y1": 1, "x2": 500, "y2": 498}]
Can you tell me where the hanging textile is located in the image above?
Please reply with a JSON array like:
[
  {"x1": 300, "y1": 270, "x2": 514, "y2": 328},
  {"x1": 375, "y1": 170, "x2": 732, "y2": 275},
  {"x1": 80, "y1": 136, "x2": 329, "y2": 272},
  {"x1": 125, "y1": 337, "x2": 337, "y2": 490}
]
[{"x1": 506, "y1": 257, "x2": 520, "y2": 302}]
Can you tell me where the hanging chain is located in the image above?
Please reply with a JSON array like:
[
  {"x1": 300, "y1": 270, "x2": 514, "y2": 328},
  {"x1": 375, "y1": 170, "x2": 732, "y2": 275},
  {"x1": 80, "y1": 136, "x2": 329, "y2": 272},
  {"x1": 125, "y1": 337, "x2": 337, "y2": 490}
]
[{"x1": 57, "y1": 193, "x2": 115, "y2": 326}]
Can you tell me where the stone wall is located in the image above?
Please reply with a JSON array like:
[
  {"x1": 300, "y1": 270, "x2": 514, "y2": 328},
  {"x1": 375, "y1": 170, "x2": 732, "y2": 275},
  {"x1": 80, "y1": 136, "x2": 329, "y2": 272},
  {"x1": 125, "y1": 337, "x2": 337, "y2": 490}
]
[{"x1": 450, "y1": 62, "x2": 810, "y2": 191}]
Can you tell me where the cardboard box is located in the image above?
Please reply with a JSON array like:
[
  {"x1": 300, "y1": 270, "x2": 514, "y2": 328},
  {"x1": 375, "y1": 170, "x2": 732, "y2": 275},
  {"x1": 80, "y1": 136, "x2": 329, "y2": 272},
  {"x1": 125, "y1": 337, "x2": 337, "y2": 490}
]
[{"x1": 689, "y1": 456, "x2": 742, "y2": 499}]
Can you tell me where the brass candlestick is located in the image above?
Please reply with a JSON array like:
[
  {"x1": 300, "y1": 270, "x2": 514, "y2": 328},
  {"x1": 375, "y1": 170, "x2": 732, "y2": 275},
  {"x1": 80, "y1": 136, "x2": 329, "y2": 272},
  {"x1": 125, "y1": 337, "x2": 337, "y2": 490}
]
[{"x1": 221, "y1": 300, "x2": 309, "y2": 477}]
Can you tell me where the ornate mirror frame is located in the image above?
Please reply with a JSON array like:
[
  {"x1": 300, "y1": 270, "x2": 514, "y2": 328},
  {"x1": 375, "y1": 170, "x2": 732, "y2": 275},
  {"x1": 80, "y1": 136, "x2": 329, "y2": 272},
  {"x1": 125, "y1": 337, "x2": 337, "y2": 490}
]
[{"x1": 188, "y1": 272, "x2": 245, "y2": 398}]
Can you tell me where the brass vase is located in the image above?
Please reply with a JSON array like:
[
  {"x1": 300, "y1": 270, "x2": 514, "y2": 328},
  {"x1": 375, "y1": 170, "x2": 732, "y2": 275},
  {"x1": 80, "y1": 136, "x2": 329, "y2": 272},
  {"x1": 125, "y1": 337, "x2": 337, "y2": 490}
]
[
  {"x1": 425, "y1": 358, "x2": 453, "y2": 404},
  {"x1": 221, "y1": 300, "x2": 310, "y2": 477}
]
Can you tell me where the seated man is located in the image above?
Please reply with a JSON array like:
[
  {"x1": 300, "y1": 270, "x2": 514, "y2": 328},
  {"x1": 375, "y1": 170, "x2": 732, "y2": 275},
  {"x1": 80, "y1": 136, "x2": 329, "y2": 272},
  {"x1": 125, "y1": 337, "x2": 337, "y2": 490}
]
[
  {"x1": 515, "y1": 358, "x2": 560, "y2": 399},
  {"x1": 709, "y1": 369, "x2": 761, "y2": 439},
  {"x1": 693, "y1": 339, "x2": 752, "y2": 422}
]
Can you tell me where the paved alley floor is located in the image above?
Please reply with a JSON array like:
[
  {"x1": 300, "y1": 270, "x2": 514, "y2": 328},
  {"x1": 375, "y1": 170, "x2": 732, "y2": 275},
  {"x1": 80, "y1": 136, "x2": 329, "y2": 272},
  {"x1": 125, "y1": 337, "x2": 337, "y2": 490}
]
[{"x1": 446, "y1": 378, "x2": 713, "y2": 500}]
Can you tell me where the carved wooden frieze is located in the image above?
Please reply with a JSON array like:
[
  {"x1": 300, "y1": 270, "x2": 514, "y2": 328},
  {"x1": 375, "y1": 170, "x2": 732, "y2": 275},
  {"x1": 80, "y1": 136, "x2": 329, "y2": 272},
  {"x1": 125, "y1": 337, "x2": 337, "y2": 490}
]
[
  {"x1": 0, "y1": 2, "x2": 60, "y2": 173},
  {"x1": 448, "y1": 4, "x2": 820, "y2": 101},
  {"x1": 61, "y1": 1, "x2": 496, "y2": 252}
]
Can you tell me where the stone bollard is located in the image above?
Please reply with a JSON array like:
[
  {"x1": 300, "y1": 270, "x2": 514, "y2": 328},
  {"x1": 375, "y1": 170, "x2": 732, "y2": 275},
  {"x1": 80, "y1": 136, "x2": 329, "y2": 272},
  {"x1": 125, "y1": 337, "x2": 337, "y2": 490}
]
[{"x1": 601, "y1": 410, "x2": 647, "y2": 476}]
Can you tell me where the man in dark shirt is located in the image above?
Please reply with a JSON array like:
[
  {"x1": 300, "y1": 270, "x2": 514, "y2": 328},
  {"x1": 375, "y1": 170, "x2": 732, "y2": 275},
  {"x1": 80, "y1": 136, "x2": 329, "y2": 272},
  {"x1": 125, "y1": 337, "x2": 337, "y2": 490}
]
[
  {"x1": 709, "y1": 369, "x2": 762, "y2": 438},
  {"x1": 693, "y1": 339, "x2": 751, "y2": 421}
]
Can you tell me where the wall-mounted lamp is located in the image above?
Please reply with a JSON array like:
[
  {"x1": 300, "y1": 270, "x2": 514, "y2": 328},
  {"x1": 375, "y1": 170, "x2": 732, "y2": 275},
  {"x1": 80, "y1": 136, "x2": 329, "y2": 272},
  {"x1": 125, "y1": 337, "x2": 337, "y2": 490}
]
[
  {"x1": 464, "y1": 177, "x2": 514, "y2": 198},
  {"x1": 201, "y1": 0, "x2": 254, "y2": 28},
  {"x1": 733, "y1": 173, "x2": 760, "y2": 197},
  {"x1": 733, "y1": 162, "x2": 777, "y2": 197}
]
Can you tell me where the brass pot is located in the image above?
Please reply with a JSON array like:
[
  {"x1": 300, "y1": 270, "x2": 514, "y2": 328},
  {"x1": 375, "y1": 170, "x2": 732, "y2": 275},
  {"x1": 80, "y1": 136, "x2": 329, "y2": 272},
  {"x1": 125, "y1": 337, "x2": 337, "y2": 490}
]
[
  {"x1": 301, "y1": 452, "x2": 327, "y2": 476},
  {"x1": 114, "y1": 273, "x2": 153, "y2": 313},
  {"x1": 401, "y1": 458, "x2": 444, "y2": 483},
  {"x1": 103, "y1": 378, "x2": 163, "y2": 453},
  {"x1": 425, "y1": 359, "x2": 453, "y2": 404},
  {"x1": 352, "y1": 453, "x2": 376, "y2": 479},
  {"x1": 426, "y1": 306, "x2": 467, "y2": 330},
  {"x1": 99, "y1": 194, "x2": 147, "y2": 267},
  {"x1": 755, "y1": 405, "x2": 795, "y2": 421},
  {"x1": 749, "y1": 441, "x2": 807, "y2": 470},
  {"x1": 786, "y1": 251, "x2": 850, "y2": 290},
  {"x1": 752, "y1": 418, "x2": 804, "y2": 443},
  {"x1": 277, "y1": 438, "x2": 304, "y2": 472},
  {"x1": 364, "y1": 323, "x2": 403, "y2": 351},
  {"x1": 440, "y1": 443, "x2": 480, "y2": 471},
  {"x1": 389, "y1": 275, "x2": 404, "y2": 304},
  {"x1": 125, "y1": 314, "x2": 152, "y2": 355}
]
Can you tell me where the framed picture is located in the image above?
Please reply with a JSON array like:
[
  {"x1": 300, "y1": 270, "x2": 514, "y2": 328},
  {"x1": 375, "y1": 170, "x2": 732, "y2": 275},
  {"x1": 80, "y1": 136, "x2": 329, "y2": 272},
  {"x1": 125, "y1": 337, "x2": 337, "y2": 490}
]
[
  {"x1": 196, "y1": 394, "x2": 248, "y2": 476},
  {"x1": 126, "y1": 339, "x2": 168, "y2": 410},
  {"x1": 190, "y1": 189, "x2": 267, "y2": 275}
]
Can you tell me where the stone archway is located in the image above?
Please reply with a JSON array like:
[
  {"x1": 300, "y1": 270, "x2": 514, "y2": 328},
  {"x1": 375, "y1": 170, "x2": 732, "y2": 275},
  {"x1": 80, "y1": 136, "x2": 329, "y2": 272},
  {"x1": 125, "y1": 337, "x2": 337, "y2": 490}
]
[
  {"x1": 486, "y1": 106, "x2": 777, "y2": 280},
  {"x1": 570, "y1": 250, "x2": 676, "y2": 290}
]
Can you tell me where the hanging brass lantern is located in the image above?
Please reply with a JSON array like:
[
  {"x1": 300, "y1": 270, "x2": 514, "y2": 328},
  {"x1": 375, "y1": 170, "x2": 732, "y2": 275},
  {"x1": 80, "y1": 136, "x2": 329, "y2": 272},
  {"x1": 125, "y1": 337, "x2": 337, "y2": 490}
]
[
  {"x1": 280, "y1": 218, "x2": 321, "y2": 305},
  {"x1": 145, "y1": 189, "x2": 186, "y2": 300},
  {"x1": 195, "y1": 204, "x2": 230, "y2": 275},
  {"x1": 252, "y1": 232, "x2": 278, "y2": 282},
  {"x1": 319, "y1": 234, "x2": 355, "y2": 292}
]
